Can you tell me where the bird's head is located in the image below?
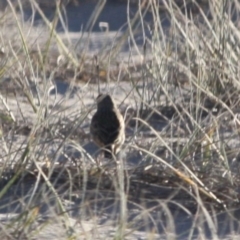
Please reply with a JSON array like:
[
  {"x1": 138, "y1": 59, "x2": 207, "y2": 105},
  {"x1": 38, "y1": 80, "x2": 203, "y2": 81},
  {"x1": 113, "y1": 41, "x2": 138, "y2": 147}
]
[{"x1": 96, "y1": 94, "x2": 115, "y2": 110}]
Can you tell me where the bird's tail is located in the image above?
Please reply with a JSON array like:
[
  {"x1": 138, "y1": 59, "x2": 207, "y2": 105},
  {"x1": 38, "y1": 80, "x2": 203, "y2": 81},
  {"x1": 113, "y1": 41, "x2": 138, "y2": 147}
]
[{"x1": 103, "y1": 146, "x2": 113, "y2": 159}]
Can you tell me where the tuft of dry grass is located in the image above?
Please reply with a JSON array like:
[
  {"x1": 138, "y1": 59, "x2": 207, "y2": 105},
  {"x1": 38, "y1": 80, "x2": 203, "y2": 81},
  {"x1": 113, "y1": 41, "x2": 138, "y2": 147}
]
[{"x1": 0, "y1": 0, "x2": 240, "y2": 239}]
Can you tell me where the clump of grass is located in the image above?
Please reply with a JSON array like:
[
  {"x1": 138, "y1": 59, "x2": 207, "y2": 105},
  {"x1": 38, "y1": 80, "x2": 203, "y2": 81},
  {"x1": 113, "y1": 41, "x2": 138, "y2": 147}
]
[{"x1": 0, "y1": 0, "x2": 240, "y2": 239}]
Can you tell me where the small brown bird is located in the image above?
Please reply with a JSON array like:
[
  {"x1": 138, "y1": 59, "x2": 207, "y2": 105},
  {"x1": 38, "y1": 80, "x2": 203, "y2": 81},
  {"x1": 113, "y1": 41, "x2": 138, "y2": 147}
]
[{"x1": 90, "y1": 94, "x2": 125, "y2": 159}]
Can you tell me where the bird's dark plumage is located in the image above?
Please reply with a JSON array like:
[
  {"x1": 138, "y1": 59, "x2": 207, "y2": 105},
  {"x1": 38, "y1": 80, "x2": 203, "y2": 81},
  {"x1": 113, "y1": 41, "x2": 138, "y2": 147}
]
[{"x1": 90, "y1": 94, "x2": 125, "y2": 159}]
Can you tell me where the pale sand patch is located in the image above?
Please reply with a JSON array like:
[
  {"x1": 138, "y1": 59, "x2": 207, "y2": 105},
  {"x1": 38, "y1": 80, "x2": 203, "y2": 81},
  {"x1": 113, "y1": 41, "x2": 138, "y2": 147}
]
[{"x1": 1, "y1": 8, "x2": 240, "y2": 240}]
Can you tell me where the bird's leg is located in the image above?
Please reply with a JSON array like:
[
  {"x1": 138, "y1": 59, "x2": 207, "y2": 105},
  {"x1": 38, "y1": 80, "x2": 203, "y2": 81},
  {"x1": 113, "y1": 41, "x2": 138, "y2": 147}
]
[{"x1": 95, "y1": 154, "x2": 101, "y2": 167}]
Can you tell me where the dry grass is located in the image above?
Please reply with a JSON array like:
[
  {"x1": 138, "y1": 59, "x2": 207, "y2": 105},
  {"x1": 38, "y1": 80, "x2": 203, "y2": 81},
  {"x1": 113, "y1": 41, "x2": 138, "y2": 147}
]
[{"x1": 0, "y1": 0, "x2": 240, "y2": 239}]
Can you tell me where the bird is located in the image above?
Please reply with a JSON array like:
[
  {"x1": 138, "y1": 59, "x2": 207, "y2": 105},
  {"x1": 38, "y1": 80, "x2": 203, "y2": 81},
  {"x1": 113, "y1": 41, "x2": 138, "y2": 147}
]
[{"x1": 90, "y1": 94, "x2": 125, "y2": 159}]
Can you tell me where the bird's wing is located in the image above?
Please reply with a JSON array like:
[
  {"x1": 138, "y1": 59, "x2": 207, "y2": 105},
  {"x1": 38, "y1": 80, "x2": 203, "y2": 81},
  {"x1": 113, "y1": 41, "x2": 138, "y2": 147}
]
[{"x1": 91, "y1": 110, "x2": 121, "y2": 146}]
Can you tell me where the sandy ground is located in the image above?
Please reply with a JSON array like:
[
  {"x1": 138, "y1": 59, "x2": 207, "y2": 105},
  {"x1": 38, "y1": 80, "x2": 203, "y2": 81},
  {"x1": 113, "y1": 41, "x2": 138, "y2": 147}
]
[
  {"x1": 1, "y1": 45, "x2": 240, "y2": 240},
  {"x1": 0, "y1": 2, "x2": 240, "y2": 239}
]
